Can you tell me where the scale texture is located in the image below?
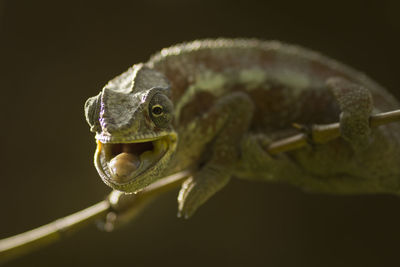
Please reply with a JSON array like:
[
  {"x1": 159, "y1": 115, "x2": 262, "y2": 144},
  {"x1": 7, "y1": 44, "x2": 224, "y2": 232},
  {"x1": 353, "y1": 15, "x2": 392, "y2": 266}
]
[{"x1": 85, "y1": 39, "x2": 400, "y2": 218}]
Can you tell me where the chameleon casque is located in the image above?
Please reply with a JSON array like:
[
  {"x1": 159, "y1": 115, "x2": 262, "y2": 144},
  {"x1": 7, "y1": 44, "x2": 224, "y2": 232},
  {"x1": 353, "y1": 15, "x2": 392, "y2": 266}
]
[{"x1": 85, "y1": 39, "x2": 400, "y2": 218}]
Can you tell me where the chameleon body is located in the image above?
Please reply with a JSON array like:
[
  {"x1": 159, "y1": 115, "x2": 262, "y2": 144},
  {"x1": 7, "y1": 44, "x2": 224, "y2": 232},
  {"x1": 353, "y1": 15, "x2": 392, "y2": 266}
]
[{"x1": 85, "y1": 39, "x2": 400, "y2": 218}]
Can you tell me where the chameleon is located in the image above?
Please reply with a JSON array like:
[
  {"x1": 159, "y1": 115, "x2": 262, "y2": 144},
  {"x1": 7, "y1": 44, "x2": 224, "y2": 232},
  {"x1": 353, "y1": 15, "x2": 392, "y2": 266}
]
[{"x1": 84, "y1": 39, "x2": 400, "y2": 219}]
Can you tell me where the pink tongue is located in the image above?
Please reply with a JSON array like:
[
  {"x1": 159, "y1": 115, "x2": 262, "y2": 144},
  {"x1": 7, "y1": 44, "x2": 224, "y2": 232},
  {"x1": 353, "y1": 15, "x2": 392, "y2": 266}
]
[{"x1": 108, "y1": 152, "x2": 140, "y2": 183}]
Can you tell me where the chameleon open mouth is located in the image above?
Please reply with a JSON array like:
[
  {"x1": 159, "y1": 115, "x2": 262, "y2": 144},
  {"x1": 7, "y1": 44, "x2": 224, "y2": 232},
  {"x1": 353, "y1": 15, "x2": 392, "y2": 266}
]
[{"x1": 94, "y1": 135, "x2": 174, "y2": 190}]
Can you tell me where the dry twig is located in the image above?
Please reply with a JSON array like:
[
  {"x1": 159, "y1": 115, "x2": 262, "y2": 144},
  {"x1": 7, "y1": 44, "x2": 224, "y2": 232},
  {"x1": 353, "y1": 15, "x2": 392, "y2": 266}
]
[
  {"x1": 266, "y1": 109, "x2": 400, "y2": 154},
  {"x1": 0, "y1": 170, "x2": 191, "y2": 264},
  {"x1": 1, "y1": 109, "x2": 399, "y2": 264}
]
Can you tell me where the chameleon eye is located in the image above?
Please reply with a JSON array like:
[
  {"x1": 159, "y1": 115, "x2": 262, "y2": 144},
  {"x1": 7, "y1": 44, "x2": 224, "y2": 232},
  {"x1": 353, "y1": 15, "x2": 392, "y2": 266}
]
[
  {"x1": 151, "y1": 105, "x2": 164, "y2": 116},
  {"x1": 149, "y1": 92, "x2": 173, "y2": 128}
]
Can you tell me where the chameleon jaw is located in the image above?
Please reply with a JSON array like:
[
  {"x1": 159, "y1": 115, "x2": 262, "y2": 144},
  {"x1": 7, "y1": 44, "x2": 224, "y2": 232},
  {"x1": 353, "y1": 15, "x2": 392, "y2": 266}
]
[{"x1": 94, "y1": 134, "x2": 177, "y2": 192}]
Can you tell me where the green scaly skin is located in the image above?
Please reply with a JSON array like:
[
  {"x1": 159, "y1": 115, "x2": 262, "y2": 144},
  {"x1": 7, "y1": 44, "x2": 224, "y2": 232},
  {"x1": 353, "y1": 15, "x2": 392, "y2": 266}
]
[{"x1": 85, "y1": 39, "x2": 400, "y2": 218}]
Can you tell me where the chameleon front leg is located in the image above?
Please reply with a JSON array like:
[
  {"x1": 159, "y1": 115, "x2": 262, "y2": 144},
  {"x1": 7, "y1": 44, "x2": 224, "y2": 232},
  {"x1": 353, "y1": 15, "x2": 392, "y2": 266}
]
[
  {"x1": 178, "y1": 92, "x2": 254, "y2": 218},
  {"x1": 326, "y1": 77, "x2": 373, "y2": 149}
]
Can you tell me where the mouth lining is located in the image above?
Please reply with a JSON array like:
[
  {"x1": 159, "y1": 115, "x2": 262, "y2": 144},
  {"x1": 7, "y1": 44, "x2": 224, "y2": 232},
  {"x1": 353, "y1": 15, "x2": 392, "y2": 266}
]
[
  {"x1": 97, "y1": 135, "x2": 171, "y2": 186},
  {"x1": 107, "y1": 141, "x2": 155, "y2": 161}
]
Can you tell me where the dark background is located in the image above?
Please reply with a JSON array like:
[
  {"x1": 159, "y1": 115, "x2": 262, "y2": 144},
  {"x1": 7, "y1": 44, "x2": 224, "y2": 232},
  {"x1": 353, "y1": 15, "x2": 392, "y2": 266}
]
[{"x1": 1, "y1": 0, "x2": 400, "y2": 266}]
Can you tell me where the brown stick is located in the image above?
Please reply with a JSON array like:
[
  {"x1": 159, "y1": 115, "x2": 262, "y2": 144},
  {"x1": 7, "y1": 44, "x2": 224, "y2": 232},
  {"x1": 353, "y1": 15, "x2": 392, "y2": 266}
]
[
  {"x1": 1, "y1": 109, "x2": 399, "y2": 263},
  {"x1": 267, "y1": 109, "x2": 400, "y2": 155},
  {"x1": 0, "y1": 170, "x2": 191, "y2": 264}
]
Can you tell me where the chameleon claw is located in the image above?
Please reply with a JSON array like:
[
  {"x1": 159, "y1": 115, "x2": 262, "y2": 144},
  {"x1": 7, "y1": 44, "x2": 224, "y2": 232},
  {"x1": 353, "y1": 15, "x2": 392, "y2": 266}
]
[{"x1": 177, "y1": 177, "x2": 197, "y2": 219}]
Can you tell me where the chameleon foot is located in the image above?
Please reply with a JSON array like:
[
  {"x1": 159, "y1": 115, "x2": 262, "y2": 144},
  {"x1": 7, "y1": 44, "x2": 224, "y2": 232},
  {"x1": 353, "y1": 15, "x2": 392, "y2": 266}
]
[
  {"x1": 177, "y1": 92, "x2": 254, "y2": 218},
  {"x1": 326, "y1": 77, "x2": 373, "y2": 149},
  {"x1": 178, "y1": 165, "x2": 230, "y2": 219}
]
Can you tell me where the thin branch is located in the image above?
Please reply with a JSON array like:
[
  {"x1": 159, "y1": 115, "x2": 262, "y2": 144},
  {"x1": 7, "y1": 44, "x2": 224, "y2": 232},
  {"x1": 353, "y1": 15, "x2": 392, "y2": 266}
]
[
  {"x1": 266, "y1": 109, "x2": 400, "y2": 155},
  {"x1": 1, "y1": 109, "x2": 399, "y2": 263},
  {"x1": 0, "y1": 201, "x2": 110, "y2": 265},
  {"x1": 0, "y1": 170, "x2": 191, "y2": 264},
  {"x1": 370, "y1": 109, "x2": 400, "y2": 127}
]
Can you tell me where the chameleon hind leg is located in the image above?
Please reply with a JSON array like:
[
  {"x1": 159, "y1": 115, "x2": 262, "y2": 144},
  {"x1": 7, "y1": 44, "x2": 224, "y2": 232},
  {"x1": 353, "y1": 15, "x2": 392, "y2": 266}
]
[
  {"x1": 326, "y1": 77, "x2": 373, "y2": 149},
  {"x1": 178, "y1": 92, "x2": 254, "y2": 218}
]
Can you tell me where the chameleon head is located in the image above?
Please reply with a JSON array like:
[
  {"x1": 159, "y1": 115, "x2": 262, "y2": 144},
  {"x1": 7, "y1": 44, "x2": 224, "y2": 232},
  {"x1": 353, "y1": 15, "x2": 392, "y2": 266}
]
[{"x1": 84, "y1": 64, "x2": 177, "y2": 193}]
